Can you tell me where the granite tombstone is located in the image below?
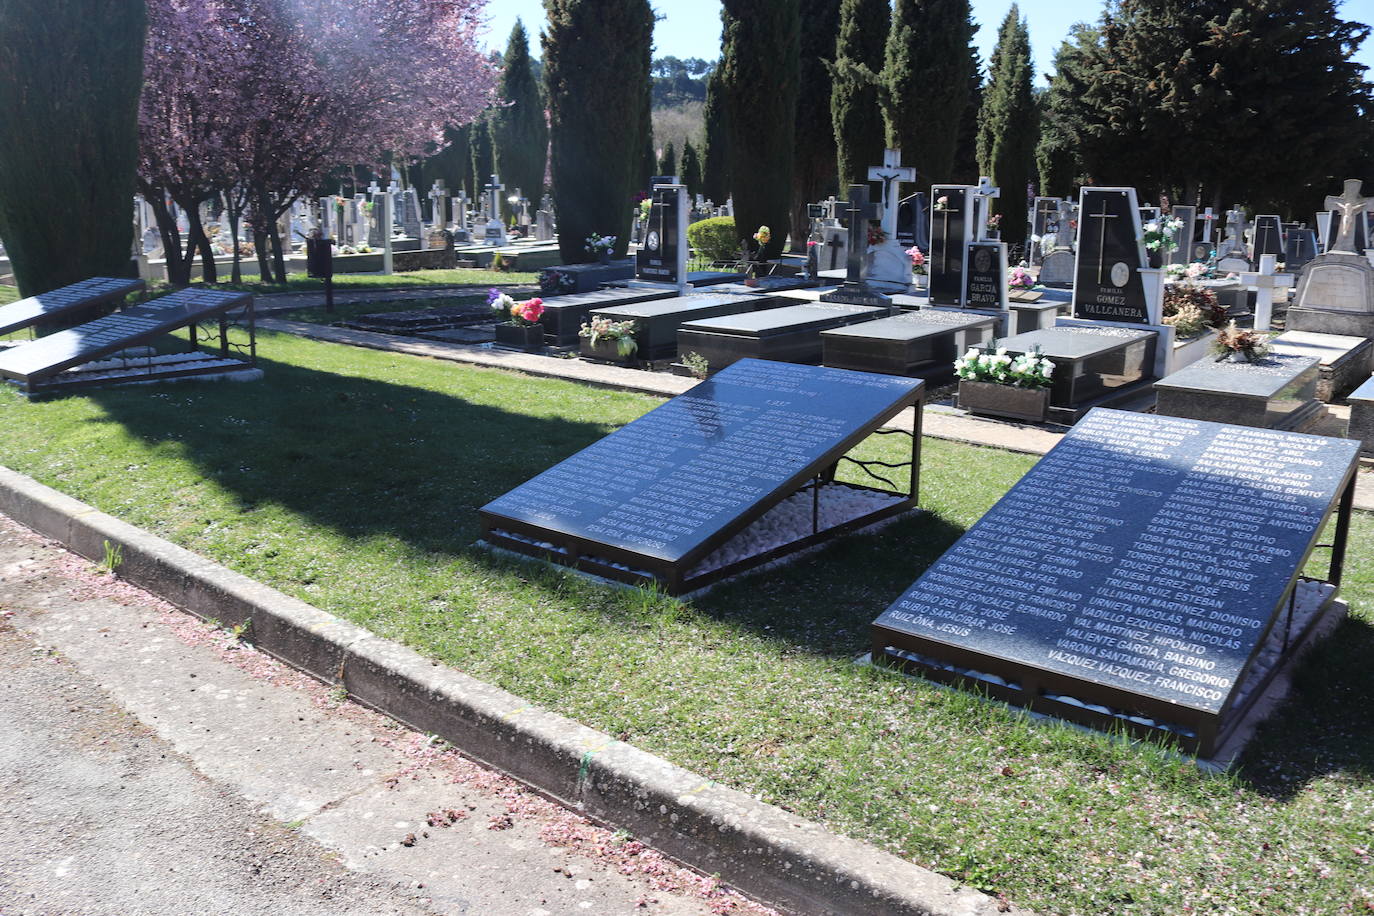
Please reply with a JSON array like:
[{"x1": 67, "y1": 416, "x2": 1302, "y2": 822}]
[{"x1": 1072, "y1": 188, "x2": 1150, "y2": 323}]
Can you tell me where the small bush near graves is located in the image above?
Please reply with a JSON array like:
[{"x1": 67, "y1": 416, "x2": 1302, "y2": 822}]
[
  {"x1": 688, "y1": 216, "x2": 739, "y2": 262},
  {"x1": 1163, "y1": 283, "x2": 1226, "y2": 329}
]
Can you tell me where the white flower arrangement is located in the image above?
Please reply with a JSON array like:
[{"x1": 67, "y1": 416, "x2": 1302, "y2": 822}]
[
  {"x1": 1143, "y1": 216, "x2": 1184, "y2": 252},
  {"x1": 955, "y1": 346, "x2": 1054, "y2": 389}
]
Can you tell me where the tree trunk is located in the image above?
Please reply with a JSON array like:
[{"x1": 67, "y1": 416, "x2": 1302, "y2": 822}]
[
  {"x1": 225, "y1": 191, "x2": 243, "y2": 285},
  {"x1": 268, "y1": 219, "x2": 287, "y2": 284},
  {"x1": 147, "y1": 190, "x2": 193, "y2": 287},
  {"x1": 183, "y1": 202, "x2": 217, "y2": 284},
  {"x1": 253, "y1": 224, "x2": 272, "y2": 282}
]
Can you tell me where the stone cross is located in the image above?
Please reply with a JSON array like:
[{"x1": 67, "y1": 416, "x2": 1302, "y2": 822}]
[
  {"x1": 1054, "y1": 198, "x2": 1076, "y2": 250},
  {"x1": 366, "y1": 180, "x2": 381, "y2": 196},
  {"x1": 866, "y1": 148, "x2": 916, "y2": 236},
  {"x1": 1325, "y1": 179, "x2": 1372, "y2": 254},
  {"x1": 1239, "y1": 254, "x2": 1295, "y2": 331},
  {"x1": 428, "y1": 179, "x2": 448, "y2": 228},
  {"x1": 839, "y1": 184, "x2": 882, "y2": 285},
  {"x1": 1199, "y1": 207, "x2": 1216, "y2": 243},
  {"x1": 484, "y1": 175, "x2": 504, "y2": 224},
  {"x1": 972, "y1": 176, "x2": 1000, "y2": 240}
]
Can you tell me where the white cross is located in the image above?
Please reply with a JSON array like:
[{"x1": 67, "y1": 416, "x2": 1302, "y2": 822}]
[
  {"x1": 1239, "y1": 254, "x2": 1294, "y2": 331},
  {"x1": 866, "y1": 149, "x2": 916, "y2": 236},
  {"x1": 1199, "y1": 207, "x2": 1216, "y2": 243},
  {"x1": 972, "y1": 176, "x2": 1000, "y2": 240}
]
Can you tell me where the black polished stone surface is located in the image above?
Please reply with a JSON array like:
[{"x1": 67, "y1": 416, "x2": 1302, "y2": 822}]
[
  {"x1": 0, "y1": 277, "x2": 145, "y2": 337},
  {"x1": 873, "y1": 409, "x2": 1359, "y2": 716},
  {"x1": 1074, "y1": 189, "x2": 1149, "y2": 323},
  {"x1": 1155, "y1": 353, "x2": 1321, "y2": 429},
  {"x1": 0, "y1": 288, "x2": 251, "y2": 383},
  {"x1": 996, "y1": 325, "x2": 1157, "y2": 408},
  {"x1": 1253, "y1": 215, "x2": 1284, "y2": 258},
  {"x1": 965, "y1": 242, "x2": 1005, "y2": 311},
  {"x1": 538, "y1": 287, "x2": 677, "y2": 345},
  {"x1": 482, "y1": 359, "x2": 922, "y2": 570},
  {"x1": 821, "y1": 309, "x2": 997, "y2": 377},
  {"x1": 588, "y1": 293, "x2": 771, "y2": 360},
  {"x1": 677, "y1": 302, "x2": 887, "y2": 372},
  {"x1": 929, "y1": 187, "x2": 971, "y2": 306}
]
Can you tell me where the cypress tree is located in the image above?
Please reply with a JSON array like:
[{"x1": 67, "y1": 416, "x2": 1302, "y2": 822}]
[
  {"x1": 658, "y1": 141, "x2": 678, "y2": 179},
  {"x1": 830, "y1": 0, "x2": 889, "y2": 187},
  {"x1": 471, "y1": 111, "x2": 495, "y2": 201},
  {"x1": 426, "y1": 123, "x2": 474, "y2": 202},
  {"x1": 791, "y1": 0, "x2": 842, "y2": 250},
  {"x1": 950, "y1": 44, "x2": 984, "y2": 184},
  {"x1": 680, "y1": 139, "x2": 703, "y2": 198},
  {"x1": 977, "y1": 6, "x2": 1037, "y2": 245},
  {"x1": 701, "y1": 63, "x2": 731, "y2": 203},
  {"x1": 0, "y1": 0, "x2": 145, "y2": 297},
  {"x1": 490, "y1": 20, "x2": 549, "y2": 211},
  {"x1": 721, "y1": 0, "x2": 800, "y2": 259},
  {"x1": 638, "y1": 75, "x2": 656, "y2": 191},
  {"x1": 882, "y1": 0, "x2": 977, "y2": 185},
  {"x1": 544, "y1": 0, "x2": 654, "y2": 261}
]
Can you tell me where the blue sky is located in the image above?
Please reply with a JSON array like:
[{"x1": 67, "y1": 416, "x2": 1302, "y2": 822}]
[{"x1": 485, "y1": 0, "x2": 1374, "y2": 87}]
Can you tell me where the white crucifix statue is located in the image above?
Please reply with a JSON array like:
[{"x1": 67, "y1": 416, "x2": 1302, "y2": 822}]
[
  {"x1": 972, "y1": 176, "x2": 1000, "y2": 240},
  {"x1": 428, "y1": 179, "x2": 448, "y2": 229},
  {"x1": 484, "y1": 175, "x2": 504, "y2": 223},
  {"x1": 1325, "y1": 178, "x2": 1372, "y2": 255},
  {"x1": 866, "y1": 148, "x2": 916, "y2": 237}
]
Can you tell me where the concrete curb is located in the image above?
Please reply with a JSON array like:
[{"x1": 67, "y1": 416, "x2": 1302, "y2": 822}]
[{"x1": 0, "y1": 463, "x2": 1026, "y2": 916}]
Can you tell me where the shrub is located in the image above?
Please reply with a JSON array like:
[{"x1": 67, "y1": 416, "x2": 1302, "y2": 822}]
[{"x1": 688, "y1": 216, "x2": 739, "y2": 262}]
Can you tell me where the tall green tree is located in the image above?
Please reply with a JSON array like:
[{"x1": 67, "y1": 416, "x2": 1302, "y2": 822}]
[
  {"x1": 701, "y1": 63, "x2": 731, "y2": 203},
  {"x1": 658, "y1": 140, "x2": 677, "y2": 178},
  {"x1": 680, "y1": 138, "x2": 703, "y2": 198},
  {"x1": 721, "y1": 1, "x2": 800, "y2": 258},
  {"x1": 882, "y1": 0, "x2": 978, "y2": 186},
  {"x1": 637, "y1": 72, "x2": 656, "y2": 191},
  {"x1": 490, "y1": 20, "x2": 548, "y2": 215},
  {"x1": 471, "y1": 110, "x2": 495, "y2": 201},
  {"x1": 426, "y1": 123, "x2": 474, "y2": 202},
  {"x1": 1036, "y1": 39, "x2": 1082, "y2": 198},
  {"x1": 544, "y1": 0, "x2": 654, "y2": 261},
  {"x1": 0, "y1": 0, "x2": 145, "y2": 297},
  {"x1": 977, "y1": 6, "x2": 1037, "y2": 244},
  {"x1": 950, "y1": 43, "x2": 984, "y2": 184},
  {"x1": 829, "y1": 0, "x2": 889, "y2": 187},
  {"x1": 790, "y1": 0, "x2": 841, "y2": 250}
]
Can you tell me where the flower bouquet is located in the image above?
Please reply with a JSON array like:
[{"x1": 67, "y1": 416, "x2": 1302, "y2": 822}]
[
  {"x1": 1143, "y1": 216, "x2": 1184, "y2": 253},
  {"x1": 1007, "y1": 266, "x2": 1035, "y2": 291},
  {"x1": 491, "y1": 290, "x2": 546, "y2": 351},
  {"x1": 585, "y1": 233, "x2": 617, "y2": 264},
  {"x1": 578, "y1": 315, "x2": 639, "y2": 361},
  {"x1": 955, "y1": 345, "x2": 1055, "y2": 422},
  {"x1": 1211, "y1": 321, "x2": 1271, "y2": 363},
  {"x1": 906, "y1": 246, "x2": 927, "y2": 276}
]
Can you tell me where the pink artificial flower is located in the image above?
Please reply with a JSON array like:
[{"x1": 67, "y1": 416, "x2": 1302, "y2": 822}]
[
  {"x1": 905, "y1": 246, "x2": 925, "y2": 266},
  {"x1": 518, "y1": 298, "x2": 545, "y2": 322}
]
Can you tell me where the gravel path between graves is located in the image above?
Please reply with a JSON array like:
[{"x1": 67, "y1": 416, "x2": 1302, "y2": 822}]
[{"x1": 0, "y1": 515, "x2": 766, "y2": 916}]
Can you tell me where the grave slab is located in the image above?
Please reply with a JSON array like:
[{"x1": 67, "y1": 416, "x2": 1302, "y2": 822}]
[
  {"x1": 677, "y1": 302, "x2": 888, "y2": 373},
  {"x1": 586, "y1": 292, "x2": 772, "y2": 361},
  {"x1": 1270, "y1": 330, "x2": 1373, "y2": 402},
  {"x1": 538, "y1": 287, "x2": 677, "y2": 346},
  {"x1": 481, "y1": 359, "x2": 923, "y2": 594},
  {"x1": 0, "y1": 277, "x2": 145, "y2": 337},
  {"x1": 540, "y1": 260, "x2": 636, "y2": 295},
  {"x1": 821, "y1": 309, "x2": 997, "y2": 378},
  {"x1": 1154, "y1": 353, "x2": 1323, "y2": 431},
  {"x1": 1346, "y1": 373, "x2": 1374, "y2": 455},
  {"x1": 0, "y1": 288, "x2": 255, "y2": 394},
  {"x1": 871, "y1": 409, "x2": 1360, "y2": 756},
  {"x1": 992, "y1": 325, "x2": 1158, "y2": 421}
]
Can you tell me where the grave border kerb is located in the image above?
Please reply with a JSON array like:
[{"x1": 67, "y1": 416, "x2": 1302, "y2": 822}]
[{"x1": 0, "y1": 461, "x2": 1028, "y2": 916}]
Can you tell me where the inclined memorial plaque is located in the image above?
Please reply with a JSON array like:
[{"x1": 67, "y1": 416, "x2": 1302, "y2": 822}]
[
  {"x1": 1073, "y1": 188, "x2": 1150, "y2": 323},
  {"x1": 872, "y1": 409, "x2": 1359, "y2": 755},
  {"x1": 482, "y1": 359, "x2": 923, "y2": 593}
]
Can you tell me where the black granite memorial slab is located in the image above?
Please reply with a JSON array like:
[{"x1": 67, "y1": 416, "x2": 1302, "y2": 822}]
[
  {"x1": 0, "y1": 288, "x2": 254, "y2": 392},
  {"x1": 821, "y1": 309, "x2": 997, "y2": 378},
  {"x1": 677, "y1": 302, "x2": 887, "y2": 373},
  {"x1": 586, "y1": 293, "x2": 773, "y2": 360},
  {"x1": 0, "y1": 277, "x2": 145, "y2": 338},
  {"x1": 538, "y1": 287, "x2": 678, "y2": 346},
  {"x1": 1285, "y1": 229, "x2": 1318, "y2": 271},
  {"x1": 996, "y1": 325, "x2": 1157, "y2": 414},
  {"x1": 708, "y1": 276, "x2": 814, "y2": 296},
  {"x1": 686, "y1": 271, "x2": 748, "y2": 287},
  {"x1": 965, "y1": 242, "x2": 1007, "y2": 312},
  {"x1": 541, "y1": 260, "x2": 636, "y2": 295},
  {"x1": 872, "y1": 409, "x2": 1359, "y2": 756},
  {"x1": 929, "y1": 187, "x2": 971, "y2": 306},
  {"x1": 1154, "y1": 353, "x2": 1323, "y2": 431},
  {"x1": 637, "y1": 186, "x2": 684, "y2": 284},
  {"x1": 1073, "y1": 188, "x2": 1150, "y2": 323},
  {"x1": 481, "y1": 359, "x2": 924, "y2": 593},
  {"x1": 896, "y1": 192, "x2": 930, "y2": 251},
  {"x1": 1253, "y1": 215, "x2": 1284, "y2": 259}
]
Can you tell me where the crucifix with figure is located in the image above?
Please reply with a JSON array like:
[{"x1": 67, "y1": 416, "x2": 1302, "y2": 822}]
[
  {"x1": 866, "y1": 149, "x2": 915, "y2": 237},
  {"x1": 428, "y1": 179, "x2": 448, "y2": 229},
  {"x1": 1326, "y1": 179, "x2": 1372, "y2": 254}
]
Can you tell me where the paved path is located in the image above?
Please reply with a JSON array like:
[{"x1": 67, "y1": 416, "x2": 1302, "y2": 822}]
[{"x1": 0, "y1": 515, "x2": 768, "y2": 916}]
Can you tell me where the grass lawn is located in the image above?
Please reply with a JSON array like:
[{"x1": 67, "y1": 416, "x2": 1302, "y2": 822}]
[
  {"x1": 1, "y1": 332, "x2": 1371, "y2": 915},
  {"x1": 0, "y1": 286, "x2": 17, "y2": 305}
]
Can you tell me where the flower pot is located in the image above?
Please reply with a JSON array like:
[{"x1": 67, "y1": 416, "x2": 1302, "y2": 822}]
[
  {"x1": 579, "y1": 336, "x2": 637, "y2": 364},
  {"x1": 957, "y1": 380, "x2": 1050, "y2": 423},
  {"x1": 495, "y1": 322, "x2": 544, "y2": 352},
  {"x1": 985, "y1": 230, "x2": 1001, "y2": 240},
  {"x1": 913, "y1": 273, "x2": 929, "y2": 290},
  {"x1": 1148, "y1": 249, "x2": 1164, "y2": 269},
  {"x1": 597, "y1": 250, "x2": 611, "y2": 265}
]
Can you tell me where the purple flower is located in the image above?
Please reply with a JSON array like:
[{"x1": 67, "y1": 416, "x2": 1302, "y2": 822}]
[{"x1": 486, "y1": 287, "x2": 502, "y2": 305}]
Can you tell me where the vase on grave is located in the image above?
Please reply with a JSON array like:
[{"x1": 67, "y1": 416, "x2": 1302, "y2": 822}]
[
  {"x1": 913, "y1": 273, "x2": 929, "y2": 290},
  {"x1": 579, "y1": 336, "x2": 637, "y2": 364},
  {"x1": 598, "y1": 250, "x2": 611, "y2": 265},
  {"x1": 986, "y1": 230, "x2": 1001, "y2": 240},
  {"x1": 494, "y1": 323, "x2": 544, "y2": 352},
  {"x1": 1148, "y1": 249, "x2": 1164, "y2": 269},
  {"x1": 956, "y1": 380, "x2": 1049, "y2": 423}
]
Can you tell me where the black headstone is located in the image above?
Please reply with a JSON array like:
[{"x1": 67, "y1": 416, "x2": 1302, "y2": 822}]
[
  {"x1": 1253, "y1": 215, "x2": 1284, "y2": 258},
  {"x1": 872, "y1": 409, "x2": 1359, "y2": 754},
  {"x1": 636, "y1": 186, "x2": 684, "y2": 284},
  {"x1": 895, "y1": 192, "x2": 930, "y2": 251},
  {"x1": 929, "y1": 187, "x2": 971, "y2": 306},
  {"x1": 1285, "y1": 229, "x2": 1318, "y2": 271},
  {"x1": 1074, "y1": 188, "x2": 1150, "y2": 323},
  {"x1": 964, "y1": 242, "x2": 1006, "y2": 312},
  {"x1": 482, "y1": 359, "x2": 923, "y2": 592}
]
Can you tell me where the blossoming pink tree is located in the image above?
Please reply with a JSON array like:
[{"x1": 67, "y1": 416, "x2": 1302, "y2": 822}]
[{"x1": 140, "y1": 0, "x2": 497, "y2": 285}]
